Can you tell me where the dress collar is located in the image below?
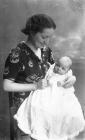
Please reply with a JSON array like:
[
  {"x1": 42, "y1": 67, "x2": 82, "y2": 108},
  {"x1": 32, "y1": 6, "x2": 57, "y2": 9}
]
[{"x1": 22, "y1": 41, "x2": 42, "y2": 61}]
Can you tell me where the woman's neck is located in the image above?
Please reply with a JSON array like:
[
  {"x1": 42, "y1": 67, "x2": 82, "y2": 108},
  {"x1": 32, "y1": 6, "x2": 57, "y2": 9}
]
[
  {"x1": 26, "y1": 40, "x2": 38, "y2": 52},
  {"x1": 26, "y1": 40, "x2": 41, "y2": 59}
]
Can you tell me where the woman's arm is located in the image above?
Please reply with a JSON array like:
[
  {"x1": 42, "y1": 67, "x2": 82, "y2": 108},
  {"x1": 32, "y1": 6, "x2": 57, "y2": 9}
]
[
  {"x1": 3, "y1": 79, "x2": 37, "y2": 92},
  {"x1": 63, "y1": 75, "x2": 76, "y2": 88},
  {"x1": 62, "y1": 69, "x2": 76, "y2": 88}
]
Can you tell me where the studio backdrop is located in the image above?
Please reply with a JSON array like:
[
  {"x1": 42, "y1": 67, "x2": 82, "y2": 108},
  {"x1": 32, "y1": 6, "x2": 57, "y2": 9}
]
[{"x1": 0, "y1": 0, "x2": 85, "y2": 138}]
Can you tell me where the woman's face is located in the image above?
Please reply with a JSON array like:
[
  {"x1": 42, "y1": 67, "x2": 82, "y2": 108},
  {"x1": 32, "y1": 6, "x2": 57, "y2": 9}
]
[{"x1": 32, "y1": 28, "x2": 55, "y2": 49}]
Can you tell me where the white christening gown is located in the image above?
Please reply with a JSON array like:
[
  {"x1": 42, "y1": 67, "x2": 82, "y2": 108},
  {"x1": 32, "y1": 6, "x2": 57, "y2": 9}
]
[{"x1": 14, "y1": 70, "x2": 85, "y2": 140}]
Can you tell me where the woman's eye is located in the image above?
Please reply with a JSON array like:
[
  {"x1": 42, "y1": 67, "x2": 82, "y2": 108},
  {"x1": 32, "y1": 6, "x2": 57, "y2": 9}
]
[
  {"x1": 56, "y1": 64, "x2": 60, "y2": 67},
  {"x1": 42, "y1": 35, "x2": 49, "y2": 40}
]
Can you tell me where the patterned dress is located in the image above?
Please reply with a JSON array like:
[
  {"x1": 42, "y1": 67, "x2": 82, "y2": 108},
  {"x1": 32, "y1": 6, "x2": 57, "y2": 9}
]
[{"x1": 3, "y1": 41, "x2": 54, "y2": 138}]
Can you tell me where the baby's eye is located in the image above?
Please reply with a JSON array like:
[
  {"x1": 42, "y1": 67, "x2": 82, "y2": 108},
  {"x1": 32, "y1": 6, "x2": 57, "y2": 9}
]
[
  {"x1": 61, "y1": 66, "x2": 65, "y2": 70},
  {"x1": 42, "y1": 35, "x2": 49, "y2": 40}
]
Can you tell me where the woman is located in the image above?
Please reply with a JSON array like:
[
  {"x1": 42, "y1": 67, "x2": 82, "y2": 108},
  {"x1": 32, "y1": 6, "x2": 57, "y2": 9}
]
[{"x1": 3, "y1": 14, "x2": 76, "y2": 140}]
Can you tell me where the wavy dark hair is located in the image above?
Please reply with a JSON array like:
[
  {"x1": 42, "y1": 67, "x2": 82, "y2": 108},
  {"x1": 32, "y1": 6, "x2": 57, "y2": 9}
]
[{"x1": 21, "y1": 14, "x2": 56, "y2": 36}]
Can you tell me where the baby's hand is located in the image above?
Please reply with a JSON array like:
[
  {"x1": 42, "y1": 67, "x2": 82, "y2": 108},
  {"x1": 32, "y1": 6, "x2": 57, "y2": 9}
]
[
  {"x1": 34, "y1": 80, "x2": 43, "y2": 89},
  {"x1": 57, "y1": 81, "x2": 62, "y2": 87},
  {"x1": 57, "y1": 81, "x2": 64, "y2": 87}
]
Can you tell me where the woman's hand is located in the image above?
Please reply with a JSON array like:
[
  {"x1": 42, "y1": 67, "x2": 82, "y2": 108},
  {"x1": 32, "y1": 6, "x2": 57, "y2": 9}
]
[
  {"x1": 63, "y1": 76, "x2": 76, "y2": 88},
  {"x1": 35, "y1": 80, "x2": 43, "y2": 90},
  {"x1": 35, "y1": 79, "x2": 48, "y2": 89}
]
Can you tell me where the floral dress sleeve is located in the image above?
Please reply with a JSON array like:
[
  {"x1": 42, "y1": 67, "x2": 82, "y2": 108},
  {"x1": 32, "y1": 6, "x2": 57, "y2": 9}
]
[
  {"x1": 3, "y1": 45, "x2": 27, "y2": 108},
  {"x1": 3, "y1": 42, "x2": 46, "y2": 108},
  {"x1": 3, "y1": 46, "x2": 22, "y2": 81}
]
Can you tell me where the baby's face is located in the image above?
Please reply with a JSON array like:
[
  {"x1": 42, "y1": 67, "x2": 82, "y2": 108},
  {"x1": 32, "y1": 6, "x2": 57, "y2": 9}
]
[{"x1": 53, "y1": 62, "x2": 69, "y2": 75}]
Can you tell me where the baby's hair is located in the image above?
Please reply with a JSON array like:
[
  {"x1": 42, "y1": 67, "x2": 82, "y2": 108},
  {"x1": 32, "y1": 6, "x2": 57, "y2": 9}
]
[{"x1": 59, "y1": 56, "x2": 72, "y2": 67}]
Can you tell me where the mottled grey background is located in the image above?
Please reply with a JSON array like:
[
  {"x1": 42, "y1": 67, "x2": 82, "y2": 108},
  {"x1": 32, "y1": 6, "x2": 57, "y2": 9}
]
[{"x1": 0, "y1": 0, "x2": 85, "y2": 139}]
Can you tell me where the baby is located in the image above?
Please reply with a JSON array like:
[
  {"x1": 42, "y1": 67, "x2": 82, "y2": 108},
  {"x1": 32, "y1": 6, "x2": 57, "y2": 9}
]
[
  {"x1": 43, "y1": 56, "x2": 76, "y2": 88},
  {"x1": 14, "y1": 56, "x2": 85, "y2": 140}
]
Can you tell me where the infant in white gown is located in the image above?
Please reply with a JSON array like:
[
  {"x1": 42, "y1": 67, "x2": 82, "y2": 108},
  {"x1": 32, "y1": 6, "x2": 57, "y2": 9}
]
[{"x1": 14, "y1": 56, "x2": 85, "y2": 140}]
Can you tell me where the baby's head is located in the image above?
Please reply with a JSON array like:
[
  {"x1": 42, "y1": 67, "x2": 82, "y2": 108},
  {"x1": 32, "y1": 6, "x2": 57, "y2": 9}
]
[{"x1": 53, "y1": 56, "x2": 72, "y2": 75}]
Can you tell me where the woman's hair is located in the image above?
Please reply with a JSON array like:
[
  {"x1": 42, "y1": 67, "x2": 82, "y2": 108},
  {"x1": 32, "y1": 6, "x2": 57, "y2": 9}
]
[{"x1": 21, "y1": 14, "x2": 56, "y2": 35}]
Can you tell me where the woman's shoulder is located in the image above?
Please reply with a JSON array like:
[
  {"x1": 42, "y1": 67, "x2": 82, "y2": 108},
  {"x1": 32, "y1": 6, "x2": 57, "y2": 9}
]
[
  {"x1": 17, "y1": 41, "x2": 29, "y2": 51},
  {"x1": 15, "y1": 41, "x2": 33, "y2": 56},
  {"x1": 9, "y1": 41, "x2": 26, "y2": 54},
  {"x1": 6, "y1": 41, "x2": 31, "y2": 63}
]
